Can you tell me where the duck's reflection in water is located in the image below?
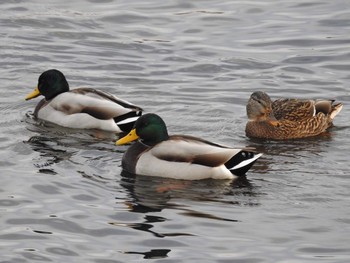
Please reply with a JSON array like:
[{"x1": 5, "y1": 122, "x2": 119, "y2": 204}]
[
  {"x1": 112, "y1": 171, "x2": 259, "y2": 259},
  {"x1": 122, "y1": 249, "x2": 171, "y2": 259},
  {"x1": 119, "y1": 170, "x2": 258, "y2": 216},
  {"x1": 25, "y1": 135, "x2": 74, "y2": 174}
]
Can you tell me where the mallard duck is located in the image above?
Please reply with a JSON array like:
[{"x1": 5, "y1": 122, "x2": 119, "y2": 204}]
[
  {"x1": 246, "y1": 91, "x2": 343, "y2": 140},
  {"x1": 116, "y1": 113, "x2": 262, "y2": 180},
  {"x1": 25, "y1": 69, "x2": 142, "y2": 132}
]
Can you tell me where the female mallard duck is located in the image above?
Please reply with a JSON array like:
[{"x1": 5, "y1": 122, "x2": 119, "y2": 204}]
[
  {"x1": 25, "y1": 69, "x2": 142, "y2": 132},
  {"x1": 245, "y1": 91, "x2": 343, "y2": 140},
  {"x1": 116, "y1": 113, "x2": 262, "y2": 180}
]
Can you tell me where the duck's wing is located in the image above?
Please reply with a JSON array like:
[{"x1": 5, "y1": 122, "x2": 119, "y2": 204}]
[
  {"x1": 272, "y1": 99, "x2": 315, "y2": 121},
  {"x1": 50, "y1": 88, "x2": 141, "y2": 120},
  {"x1": 72, "y1": 88, "x2": 143, "y2": 131},
  {"x1": 149, "y1": 135, "x2": 236, "y2": 166},
  {"x1": 73, "y1": 88, "x2": 143, "y2": 112},
  {"x1": 150, "y1": 135, "x2": 261, "y2": 174}
]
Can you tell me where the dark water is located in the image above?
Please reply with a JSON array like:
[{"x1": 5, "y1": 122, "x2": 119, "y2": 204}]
[{"x1": 1, "y1": 0, "x2": 350, "y2": 262}]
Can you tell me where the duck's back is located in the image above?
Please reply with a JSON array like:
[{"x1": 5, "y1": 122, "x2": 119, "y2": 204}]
[{"x1": 272, "y1": 99, "x2": 315, "y2": 121}]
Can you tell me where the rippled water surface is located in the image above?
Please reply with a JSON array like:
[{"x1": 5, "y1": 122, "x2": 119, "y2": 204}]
[{"x1": 1, "y1": 0, "x2": 350, "y2": 262}]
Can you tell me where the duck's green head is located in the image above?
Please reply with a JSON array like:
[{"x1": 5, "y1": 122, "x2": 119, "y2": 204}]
[
  {"x1": 246, "y1": 91, "x2": 276, "y2": 121},
  {"x1": 25, "y1": 69, "x2": 69, "y2": 101},
  {"x1": 117, "y1": 113, "x2": 169, "y2": 146}
]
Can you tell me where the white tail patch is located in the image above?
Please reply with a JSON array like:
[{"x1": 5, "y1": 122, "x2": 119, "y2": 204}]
[
  {"x1": 230, "y1": 153, "x2": 263, "y2": 170},
  {"x1": 116, "y1": 116, "x2": 140, "y2": 125}
]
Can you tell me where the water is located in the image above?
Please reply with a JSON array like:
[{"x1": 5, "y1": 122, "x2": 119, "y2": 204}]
[{"x1": 1, "y1": 0, "x2": 350, "y2": 262}]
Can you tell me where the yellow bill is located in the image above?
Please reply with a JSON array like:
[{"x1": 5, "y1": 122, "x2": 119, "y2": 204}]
[
  {"x1": 116, "y1": 128, "x2": 139, "y2": 145},
  {"x1": 25, "y1": 86, "x2": 41, "y2": 101}
]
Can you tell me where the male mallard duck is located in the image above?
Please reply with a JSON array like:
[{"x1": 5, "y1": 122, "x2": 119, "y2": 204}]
[
  {"x1": 246, "y1": 91, "x2": 343, "y2": 140},
  {"x1": 25, "y1": 69, "x2": 142, "y2": 132},
  {"x1": 116, "y1": 113, "x2": 262, "y2": 180}
]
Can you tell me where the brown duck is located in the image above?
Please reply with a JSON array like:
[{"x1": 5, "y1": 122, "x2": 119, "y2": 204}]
[{"x1": 245, "y1": 91, "x2": 343, "y2": 140}]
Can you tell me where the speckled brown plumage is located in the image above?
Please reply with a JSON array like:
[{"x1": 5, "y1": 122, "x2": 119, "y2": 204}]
[{"x1": 245, "y1": 91, "x2": 343, "y2": 140}]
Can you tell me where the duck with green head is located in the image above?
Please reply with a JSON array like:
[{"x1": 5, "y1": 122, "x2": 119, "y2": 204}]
[
  {"x1": 245, "y1": 91, "x2": 343, "y2": 140},
  {"x1": 25, "y1": 69, "x2": 142, "y2": 132},
  {"x1": 117, "y1": 113, "x2": 262, "y2": 180}
]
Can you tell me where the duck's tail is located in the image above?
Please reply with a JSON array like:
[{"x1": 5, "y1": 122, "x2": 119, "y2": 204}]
[
  {"x1": 114, "y1": 111, "x2": 142, "y2": 132},
  {"x1": 315, "y1": 100, "x2": 343, "y2": 120},
  {"x1": 225, "y1": 151, "x2": 263, "y2": 176},
  {"x1": 329, "y1": 103, "x2": 343, "y2": 120}
]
